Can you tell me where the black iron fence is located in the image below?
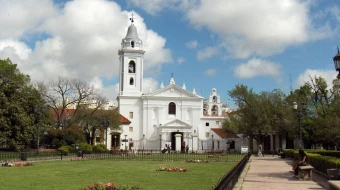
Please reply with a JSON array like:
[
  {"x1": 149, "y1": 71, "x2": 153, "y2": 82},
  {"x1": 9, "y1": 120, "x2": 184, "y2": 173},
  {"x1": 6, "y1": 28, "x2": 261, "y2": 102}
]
[
  {"x1": 212, "y1": 152, "x2": 251, "y2": 190},
  {"x1": 0, "y1": 150, "x2": 245, "y2": 163}
]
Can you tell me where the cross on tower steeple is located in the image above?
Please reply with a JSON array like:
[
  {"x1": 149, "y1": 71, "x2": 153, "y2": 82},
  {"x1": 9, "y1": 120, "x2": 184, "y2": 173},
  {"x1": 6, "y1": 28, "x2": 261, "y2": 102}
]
[{"x1": 129, "y1": 12, "x2": 135, "y2": 23}]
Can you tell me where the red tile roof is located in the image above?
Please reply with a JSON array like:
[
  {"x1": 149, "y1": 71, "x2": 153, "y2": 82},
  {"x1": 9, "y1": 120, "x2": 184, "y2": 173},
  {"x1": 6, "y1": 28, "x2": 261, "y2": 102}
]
[
  {"x1": 119, "y1": 114, "x2": 131, "y2": 125},
  {"x1": 50, "y1": 108, "x2": 131, "y2": 125},
  {"x1": 211, "y1": 128, "x2": 239, "y2": 139}
]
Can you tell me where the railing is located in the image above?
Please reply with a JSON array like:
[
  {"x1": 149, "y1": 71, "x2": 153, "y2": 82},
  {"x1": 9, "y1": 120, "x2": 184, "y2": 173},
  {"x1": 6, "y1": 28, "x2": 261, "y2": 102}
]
[
  {"x1": 0, "y1": 150, "x2": 244, "y2": 163},
  {"x1": 212, "y1": 152, "x2": 251, "y2": 190}
]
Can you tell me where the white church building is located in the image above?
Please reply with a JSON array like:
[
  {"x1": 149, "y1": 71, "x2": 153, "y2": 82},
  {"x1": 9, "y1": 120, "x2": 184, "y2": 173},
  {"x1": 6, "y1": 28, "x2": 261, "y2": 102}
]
[{"x1": 107, "y1": 19, "x2": 247, "y2": 152}]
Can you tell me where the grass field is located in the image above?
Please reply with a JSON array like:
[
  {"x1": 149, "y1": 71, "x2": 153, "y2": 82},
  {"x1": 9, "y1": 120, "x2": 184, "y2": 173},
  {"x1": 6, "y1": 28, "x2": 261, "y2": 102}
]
[{"x1": 0, "y1": 160, "x2": 237, "y2": 190}]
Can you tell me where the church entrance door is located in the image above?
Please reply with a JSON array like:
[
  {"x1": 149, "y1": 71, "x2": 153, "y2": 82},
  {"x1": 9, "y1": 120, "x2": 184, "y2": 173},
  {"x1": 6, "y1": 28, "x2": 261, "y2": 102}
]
[{"x1": 171, "y1": 132, "x2": 183, "y2": 151}]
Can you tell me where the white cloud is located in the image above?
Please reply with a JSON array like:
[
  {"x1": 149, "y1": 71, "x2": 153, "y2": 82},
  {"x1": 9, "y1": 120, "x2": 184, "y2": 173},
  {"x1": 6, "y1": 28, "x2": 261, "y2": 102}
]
[
  {"x1": 0, "y1": 0, "x2": 172, "y2": 101},
  {"x1": 197, "y1": 46, "x2": 218, "y2": 61},
  {"x1": 0, "y1": 39, "x2": 32, "y2": 60},
  {"x1": 296, "y1": 69, "x2": 337, "y2": 89},
  {"x1": 143, "y1": 77, "x2": 159, "y2": 93},
  {"x1": 0, "y1": 0, "x2": 56, "y2": 39},
  {"x1": 177, "y1": 57, "x2": 185, "y2": 64},
  {"x1": 186, "y1": 40, "x2": 198, "y2": 49},
  {"x1": 127, "y1": 0, "x2": 198, "y2": 15},
  {"x1": 187, "y1": 0, "x2": 330, "y2": 58},
  {"x1": 203, "y1": 69, "x2": 216, "y2": 76},
  {"x1": 101, "y1": 83, "x2": 119, "y2": 102},
  {"x1": 234, "y1": 58, "x2": 281, "y2": 79}
]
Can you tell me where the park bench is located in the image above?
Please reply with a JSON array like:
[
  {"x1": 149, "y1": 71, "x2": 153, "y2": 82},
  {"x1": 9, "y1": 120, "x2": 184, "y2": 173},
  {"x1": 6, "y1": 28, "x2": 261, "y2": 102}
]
[
  {"x1": 298, "y1": 165, "x2": 314, "y2": 180},
  {"x1": 327, "y1": 168, "x2": 340, "y2": 180},
  {"x1": 328, "y1": 180, "x2": 340, "y2": 190}
]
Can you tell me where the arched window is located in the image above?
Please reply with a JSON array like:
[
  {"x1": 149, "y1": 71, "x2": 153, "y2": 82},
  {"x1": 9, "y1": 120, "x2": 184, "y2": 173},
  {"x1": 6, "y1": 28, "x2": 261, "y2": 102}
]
[
  {"x1": 128, "y1": 61, "x2": 135, "y2": 73},
  {"x1": 131, "y1": 41, "x2": 135, "y2": 48},
  {"x1": 212, "y1": 105, "x2": 218, "y2": 115},
  {"x1": 213, "y1": 96, "x2": 217, "y2": 102},
  {"x1": 130, "y1": 77, "x2": 134, "y2": 85},
  {"x1": 168, "y1": 102, "x2": 176, "y2": 115}
]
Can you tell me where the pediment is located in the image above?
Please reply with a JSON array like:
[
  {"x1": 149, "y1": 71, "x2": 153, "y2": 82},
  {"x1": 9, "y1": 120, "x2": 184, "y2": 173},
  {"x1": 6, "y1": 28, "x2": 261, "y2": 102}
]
[
  {"x1": 161, "y1": 119, "x2": 192, "y2": 129},
  {"x1": 144, "y1": 84, "x2": 202, "y2": 99}
]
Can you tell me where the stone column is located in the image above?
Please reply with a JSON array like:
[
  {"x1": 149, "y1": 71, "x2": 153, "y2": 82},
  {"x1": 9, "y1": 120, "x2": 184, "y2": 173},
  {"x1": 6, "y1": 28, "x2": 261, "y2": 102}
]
[{"x1": 175, "y1": 134, "x2": 182, "y2": 152}]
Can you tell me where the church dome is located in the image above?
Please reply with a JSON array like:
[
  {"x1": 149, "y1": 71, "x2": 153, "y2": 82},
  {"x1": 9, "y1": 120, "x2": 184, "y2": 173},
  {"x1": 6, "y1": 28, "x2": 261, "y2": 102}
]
[{"x1": 125, "y1": 24, "x2": 139, "y2": 39}]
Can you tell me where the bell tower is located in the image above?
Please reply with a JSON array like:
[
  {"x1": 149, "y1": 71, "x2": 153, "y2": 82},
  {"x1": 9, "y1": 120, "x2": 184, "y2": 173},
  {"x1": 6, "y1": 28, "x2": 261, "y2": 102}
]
[{"x1": 118, "y1": 13, "x2": 145, "y2": 96}]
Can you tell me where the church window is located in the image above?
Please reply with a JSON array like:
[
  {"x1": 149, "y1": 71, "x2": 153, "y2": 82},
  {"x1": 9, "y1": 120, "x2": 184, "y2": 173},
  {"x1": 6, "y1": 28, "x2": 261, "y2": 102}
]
[
  {"x1": 131, "y1": 41, "x2": 135, "y2": 48},
  {"x1": 216, "y1": 121, "x2": 219, "y2": 125},
  {"x1": 168, "y1": 102, "x2": 176, "y2": 115},
  {"x1": 129, "y1": 127, "x2": 133, "y2": 132},
  {"x1": 213, "y1": 96, "x2": 217, "y2": 102},
  {"x1": 205, "y1": 132, "x2": 210, "y2": 137},
  {"x1": 206, "y1": 122, "x2": 209, "y2": 126},
  {"x1": 212, "y1": 105, "x2": 218, "y2": 115},
  {"x1": 128, "y1": 61, "x2": 135, "y2": 73},
  {"x1": 129, "y1": 112, "x2": 133, "y2": 119},
  {"x1": 130, "y1": 77, "x2": 134, "y2": 85}
]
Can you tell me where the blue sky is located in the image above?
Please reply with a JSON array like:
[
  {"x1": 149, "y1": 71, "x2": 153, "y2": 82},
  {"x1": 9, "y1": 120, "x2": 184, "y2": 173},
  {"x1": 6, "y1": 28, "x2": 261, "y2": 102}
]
[{"x1": 1, "y1": 0, "x2": 340, "y2": 108}]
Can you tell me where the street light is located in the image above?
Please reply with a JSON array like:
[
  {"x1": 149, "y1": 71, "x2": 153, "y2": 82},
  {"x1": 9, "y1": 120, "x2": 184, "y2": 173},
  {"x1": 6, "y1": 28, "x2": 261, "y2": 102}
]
[
  {"x1": 114, "y1": 135, "x2": 117, "y2": 150},
  {"x1": 124, "y1": 135, "x2": 127, "y2": 150},
  {"x1": 293, "y1": 102, "x2": 306, "y2": 149},
  {"x1": 35, "y1": 105, "x2": 45, "y2": 154},
  {"x1": 333, "y1": 48, "x2": 340, "y2": 90},
  {"x1": 103, "y1": 119, "x2": 109, "y2": 148},
  {"x1": 159, "y1": 134, "x2": 162, "y2": 151},
  {"x1": 211, "y1": 134, "x2": 214, "y2": 150},
  {"x1": 143, "y1": 134, "x2": 145, "y2": 150}
]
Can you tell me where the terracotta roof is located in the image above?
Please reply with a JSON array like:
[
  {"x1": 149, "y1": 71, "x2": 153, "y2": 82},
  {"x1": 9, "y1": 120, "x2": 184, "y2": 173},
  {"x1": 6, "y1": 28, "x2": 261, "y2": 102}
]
[
  {"x1": 211, "y1": 128, "x2": 239, "y2": 139},
  {"x1": 119, "y1": 114, "x2": 131, "y2": 125},
  {"x1": 50, "y1": 108, "x2": 131, "y2": 125}
]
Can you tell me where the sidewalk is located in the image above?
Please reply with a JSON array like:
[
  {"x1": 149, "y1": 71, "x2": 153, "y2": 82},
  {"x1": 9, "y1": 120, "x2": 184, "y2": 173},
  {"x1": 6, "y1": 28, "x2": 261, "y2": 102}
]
[{"x1": 237, "y1": 156, "x2": 327, "y2": 190}]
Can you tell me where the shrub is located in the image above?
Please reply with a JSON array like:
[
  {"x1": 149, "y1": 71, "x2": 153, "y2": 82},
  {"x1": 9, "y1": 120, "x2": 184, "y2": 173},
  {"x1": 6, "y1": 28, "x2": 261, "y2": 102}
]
[
  {"x1": 79, "y1": 143, "x2": 92, "y2": 153},
  {"x1": 58, "y1": 145, "x2": 72, "y2": 156},
  {"x1": 93, "y1": 144, "x2": 109, "y2": 153}
]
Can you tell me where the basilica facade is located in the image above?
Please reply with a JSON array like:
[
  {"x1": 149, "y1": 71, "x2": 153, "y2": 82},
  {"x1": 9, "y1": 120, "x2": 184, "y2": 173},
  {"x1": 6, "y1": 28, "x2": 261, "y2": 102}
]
[{"x1": 106, "y1": 20, "x2": 247, "y2": 152}]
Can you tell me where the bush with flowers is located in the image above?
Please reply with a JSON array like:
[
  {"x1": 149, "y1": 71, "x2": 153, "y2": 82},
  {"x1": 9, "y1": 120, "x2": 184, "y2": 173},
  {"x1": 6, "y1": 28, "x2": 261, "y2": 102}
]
[
  {"x1": 156, "y1": 166, "x2": 188, "y2": 172},
  {"x1": 186, "y1": 159, "x2": 209, "y2": 163},
  {"x1": 84, "y1": 182, "x2": 141, "y2": 190},
  {"x1": 1, "y1": 162, "x2": 33, "y2": 167}
]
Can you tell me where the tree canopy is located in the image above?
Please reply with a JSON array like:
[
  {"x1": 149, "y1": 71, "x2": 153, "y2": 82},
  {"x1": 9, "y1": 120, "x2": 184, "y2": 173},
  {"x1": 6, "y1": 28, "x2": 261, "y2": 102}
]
[{"x1": 0, "y1": 58, "x2": 44, "y2": 150}]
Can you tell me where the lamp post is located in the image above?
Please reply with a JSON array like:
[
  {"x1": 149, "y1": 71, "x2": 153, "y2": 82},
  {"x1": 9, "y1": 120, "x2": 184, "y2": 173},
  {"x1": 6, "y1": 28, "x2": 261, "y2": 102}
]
[
  {"x1": 35, "y1": 105, "x2": 45, "y2": 154},
  {"x1": 293, "y1": 102, "x2": 305, "y2": 149},
  {"x1": 211, "y1": 134, "x2": 214, "y2": 150},
  {"x1": 159, "y1": 134, "x2": 162, "y2": 151},
  {"x1": 333, "y1": 48, "x2": 340, "y2": 90},
  {"x1": 143, "y1": 134, "x2": 145, "y2": 150},
  {"x1": 124, "y1": 135, "x2": 127, "y2": 150},
  {"x1": 103, "y1": 119, "x2": 109, "y2": 148},
  {"x1": 114, "y1": 135, "x2": 116, "y2": 150},
  {"x1": 191, "y1": 133, "x2": 193, "y2": 153}
]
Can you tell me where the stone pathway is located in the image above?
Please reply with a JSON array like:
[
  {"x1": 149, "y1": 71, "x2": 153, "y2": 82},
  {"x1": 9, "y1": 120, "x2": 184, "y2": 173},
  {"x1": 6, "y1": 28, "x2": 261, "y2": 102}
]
[{"x1": 239, "y1": 156, "x2": 326, "y2": 190}]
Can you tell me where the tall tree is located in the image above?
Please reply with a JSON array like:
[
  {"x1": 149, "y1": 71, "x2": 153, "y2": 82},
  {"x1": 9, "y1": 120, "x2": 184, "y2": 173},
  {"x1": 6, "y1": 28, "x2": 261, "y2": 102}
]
[
  {"x1": 0, "y1": 58, "x2": 44, "y2": 150},
  {"x1": 223, "y1": 85, "x2": 290, "y2": 145},
  {"x1": 37, "y1": 77, "x2": 100, "y2": 129},
  {"x1": 77, "y1": 107, "x2": 120, "y2": 145}
]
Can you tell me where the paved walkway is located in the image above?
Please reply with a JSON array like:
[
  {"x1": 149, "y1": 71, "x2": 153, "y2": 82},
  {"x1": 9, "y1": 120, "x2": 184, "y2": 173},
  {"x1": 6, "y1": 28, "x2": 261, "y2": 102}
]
[{"x1": 237, "y1": 156, "x2": 327, "y2": 190}]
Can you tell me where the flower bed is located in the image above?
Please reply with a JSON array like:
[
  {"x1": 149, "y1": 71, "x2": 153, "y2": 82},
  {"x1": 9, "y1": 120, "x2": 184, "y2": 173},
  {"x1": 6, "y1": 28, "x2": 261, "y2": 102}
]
[
  {"x1": 156, "y1": 166, "x2": 188, "y2": 172},
  {"x1": 84, "y1": 182, "x2": 140, "y2": 190},
  {"x1": 1, "y1": 162, "x2": 33, "y2": 167},
  {"x1": 71, "y1": 157, "x2": 87, "y2": 161},
  {"x1": 186, "y1": 159, "x2": 209, "y2": 163}
]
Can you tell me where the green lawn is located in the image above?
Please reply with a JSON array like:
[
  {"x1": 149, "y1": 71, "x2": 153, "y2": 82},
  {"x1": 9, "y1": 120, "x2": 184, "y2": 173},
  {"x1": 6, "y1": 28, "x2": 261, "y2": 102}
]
[{"x1": 0, "y1": 160, "x2": 237, "y2": 190}]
